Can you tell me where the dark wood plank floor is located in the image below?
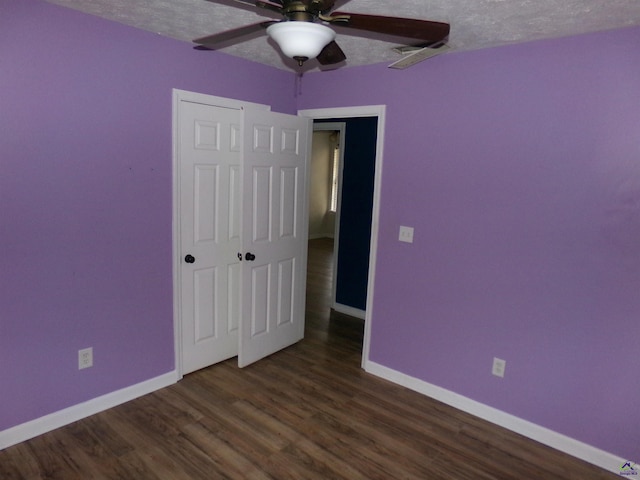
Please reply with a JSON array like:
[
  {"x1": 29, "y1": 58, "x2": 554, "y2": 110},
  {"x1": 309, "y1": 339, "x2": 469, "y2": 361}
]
[{"x1": 0, "y1": 238, "x2": 617, "y2": 479}]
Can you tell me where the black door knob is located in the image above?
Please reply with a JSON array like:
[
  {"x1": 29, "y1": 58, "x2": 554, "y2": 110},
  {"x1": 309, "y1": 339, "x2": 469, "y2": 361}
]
[
  {"x1": 245, "y1": 252, "x2": 256, "y2": 261},
  {"x1": 184, "y1": 254, "x2": 195, "y2": 264}
]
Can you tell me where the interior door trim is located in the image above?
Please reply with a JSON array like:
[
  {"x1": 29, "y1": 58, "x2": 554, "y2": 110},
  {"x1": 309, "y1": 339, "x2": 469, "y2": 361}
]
[{"x1": 298, "y1": 105, "x2": 386, "y2": 371}]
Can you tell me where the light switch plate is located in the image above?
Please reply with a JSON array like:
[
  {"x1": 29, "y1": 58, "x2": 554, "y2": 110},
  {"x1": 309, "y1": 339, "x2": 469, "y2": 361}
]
[{"x1": 399, "y1": 226, "x2": 414, "y2": 243}]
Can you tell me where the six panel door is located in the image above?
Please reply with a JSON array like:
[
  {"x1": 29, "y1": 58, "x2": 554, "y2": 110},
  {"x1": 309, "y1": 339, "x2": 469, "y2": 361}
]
[
  {"x1": 238, "y1": 109, "x2": 311, "y2": 368},
  {"x1": 178, "y1": 101, "x2": 242, "y2": 374}
]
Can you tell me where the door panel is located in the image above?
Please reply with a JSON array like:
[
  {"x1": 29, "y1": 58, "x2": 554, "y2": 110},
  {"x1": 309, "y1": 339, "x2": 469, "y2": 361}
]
[
  {"x1": 194, "y1": 165, "x2": 217, "y2": 243},
  {"x1": 179, "y1": 101, "x2": 241, "y2": 374},
  {"x1": 280, "y1": 167, "x2": 297, "y2": 238},
  {"x1": 228, "y1": 165, "x2": 242, "y2": 239},
  {"x1": 251, "y1": 264, "x2": 270, "y2": 336},
  {"x1": 277, "y1": 258, "x2": 295, "y2": 326},
  {"x1": 252, "y1": 167, "x2": 272, "y2": 243},
  {"x1": 239, "y1": 110, "x2": 311, "y2": 368},
  {"x1": 227, "y1": 262, "x2": 241, "y2": 334},
  {"x1": 194, "y1": 267, "x2": 216, "y2": 340}
]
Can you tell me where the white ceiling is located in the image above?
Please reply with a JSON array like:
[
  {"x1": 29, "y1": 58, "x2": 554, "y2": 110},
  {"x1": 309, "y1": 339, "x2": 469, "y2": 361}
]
[{"x1": 45, "y1": 0, "x2": 640, "y2": 71}]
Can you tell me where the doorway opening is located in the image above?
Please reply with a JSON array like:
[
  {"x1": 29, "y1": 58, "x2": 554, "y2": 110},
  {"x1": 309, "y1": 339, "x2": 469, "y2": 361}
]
[
  {"x1": 300, "y1": 105, "x2": 386, "y2": 368},
  {"x1": 309, "y1": 122, "x2": 345, "y2": 314}
]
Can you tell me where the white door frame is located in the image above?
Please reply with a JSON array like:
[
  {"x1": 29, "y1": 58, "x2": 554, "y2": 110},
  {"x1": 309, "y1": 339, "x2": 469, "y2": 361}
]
[
  {"x1": 298, "y1": 105, "x2": 386, "y2": 369},
  {"x1": 172, "y1": 88, "x2": 271, "y2": 379}
]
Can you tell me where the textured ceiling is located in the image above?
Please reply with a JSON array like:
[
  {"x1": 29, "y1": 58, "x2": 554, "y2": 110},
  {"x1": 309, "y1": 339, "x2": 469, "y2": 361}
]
[{"x1": 44, "y1": 0, "x2": 640, "y2": 71}]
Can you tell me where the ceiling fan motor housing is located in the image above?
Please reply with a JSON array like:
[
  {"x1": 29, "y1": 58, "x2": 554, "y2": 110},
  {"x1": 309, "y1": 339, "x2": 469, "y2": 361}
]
[{"x1": 283, "y1": 2, "x2": 317, "y2": 22}]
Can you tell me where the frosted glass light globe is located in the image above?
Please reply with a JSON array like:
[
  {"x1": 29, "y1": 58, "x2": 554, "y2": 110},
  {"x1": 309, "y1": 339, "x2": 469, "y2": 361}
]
[{"x1": 267, "y1": 22, "x2": 336, "y2": 65}]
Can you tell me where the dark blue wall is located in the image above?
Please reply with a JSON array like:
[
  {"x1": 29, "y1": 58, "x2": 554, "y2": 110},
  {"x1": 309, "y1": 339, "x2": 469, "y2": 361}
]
[{"x1": 316, "y1": 117, "x2": 378, "y2": 311}]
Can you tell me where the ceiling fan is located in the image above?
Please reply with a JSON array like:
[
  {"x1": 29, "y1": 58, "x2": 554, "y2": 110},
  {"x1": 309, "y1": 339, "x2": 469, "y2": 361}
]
[{"x1": 193, "y1": 0, "x2": 450, "y2": 68}]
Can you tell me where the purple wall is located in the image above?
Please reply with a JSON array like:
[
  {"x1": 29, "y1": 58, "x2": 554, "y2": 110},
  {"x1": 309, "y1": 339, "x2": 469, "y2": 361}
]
[
  {"x1": 2, "y1": 0, "x2": 638, "y2": 463},
  {"x1": 0, "y1": 0, "x2": 295, "y2": 430},
  {"x1": 299, "y1": 28, "x2": 640, "y2": 460}
]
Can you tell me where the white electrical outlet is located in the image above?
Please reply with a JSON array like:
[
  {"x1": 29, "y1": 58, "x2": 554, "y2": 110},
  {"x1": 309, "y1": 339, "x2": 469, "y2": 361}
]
[
  {"x1": 399, "y1": 225, "x2": 414, "y2": 243},
  {"x1": 78, "y1": 347, "x2": 93, "y2": 370},
  {"x1": 492, "y1": 357, "x2": 506, "y2": 378}
]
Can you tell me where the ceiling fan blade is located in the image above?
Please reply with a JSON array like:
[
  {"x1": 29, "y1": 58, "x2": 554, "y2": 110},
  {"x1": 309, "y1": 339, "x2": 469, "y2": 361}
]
[
  {"x1": 255, "y1": 1, "x2": 285, "y2": 14},
  {"x1": 316, "y1": 40, "x2": 346, "y2": 65},
  {"x1": 329, "y1": 12, "x2": 450, "y2": 42},
  {"x1": 193, "y1": 21, "x2": 276, "y2": 48}
]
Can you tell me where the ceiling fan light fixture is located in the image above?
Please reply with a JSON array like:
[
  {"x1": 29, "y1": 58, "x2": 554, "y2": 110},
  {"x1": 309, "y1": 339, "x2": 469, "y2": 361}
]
[{"x1": 266, "y1": 21, "x2": 336, "y2": 66}]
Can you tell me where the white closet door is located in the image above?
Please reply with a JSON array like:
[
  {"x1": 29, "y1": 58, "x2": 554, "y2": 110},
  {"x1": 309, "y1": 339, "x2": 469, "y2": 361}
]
[
  {"x1": 178, "y1": 101, "x2": 242, "y2": 374},
  {"x1": 238, "y1": 109, "x2": 311, "y2": 368}
]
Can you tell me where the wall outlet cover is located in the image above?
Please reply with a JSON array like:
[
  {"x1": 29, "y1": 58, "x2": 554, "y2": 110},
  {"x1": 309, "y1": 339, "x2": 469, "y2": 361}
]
[
  {"x1": 399, "y1": 225, "x2": 414, "y2": 243},
  {"x1": 78, "y1": 347, "x2": 93, "y2": 370},
  {"x1": 492, "y1": 357, "x2": 506, "y2": 378}
]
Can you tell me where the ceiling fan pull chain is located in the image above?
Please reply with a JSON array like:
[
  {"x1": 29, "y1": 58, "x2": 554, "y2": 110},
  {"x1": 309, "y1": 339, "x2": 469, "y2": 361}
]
[{"x1": 294, "y1": 71, "x2": 304, "y2": 97}]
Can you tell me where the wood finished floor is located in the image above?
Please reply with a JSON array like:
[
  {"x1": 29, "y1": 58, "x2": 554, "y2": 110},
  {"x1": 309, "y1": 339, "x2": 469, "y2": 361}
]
[{"x1": 0, "y1": 238, "x2": 617, "y2": 479}]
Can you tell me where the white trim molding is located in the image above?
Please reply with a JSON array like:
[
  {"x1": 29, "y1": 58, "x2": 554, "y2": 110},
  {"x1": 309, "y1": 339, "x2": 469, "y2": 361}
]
[
  {"x1": 364, "y1": 360, "x2": 628, "y2": 476},
  {"x1": 332, "y1": 303, "x2": 366, "y2": 320},
  {"x1": 298, "y1": 105, "x2": 386, "y2": 372},
  {"x1": 0, "y1": 371, "x2": 178, "y2": 451}
]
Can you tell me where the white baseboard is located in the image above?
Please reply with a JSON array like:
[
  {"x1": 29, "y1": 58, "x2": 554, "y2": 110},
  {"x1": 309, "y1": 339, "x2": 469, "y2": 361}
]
[
  {"x1": 0, "y1": 371, "x2": 178, "y2": 451},
  {"x1": 363, "y1": 360, "x2": 628, "y2": 476},
  {"x1": 308, "y1": 233, "x2": 334, "y2": 240},
  {"x1": 332, "y1": 303, "x2": 366, "y2": 319}
]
